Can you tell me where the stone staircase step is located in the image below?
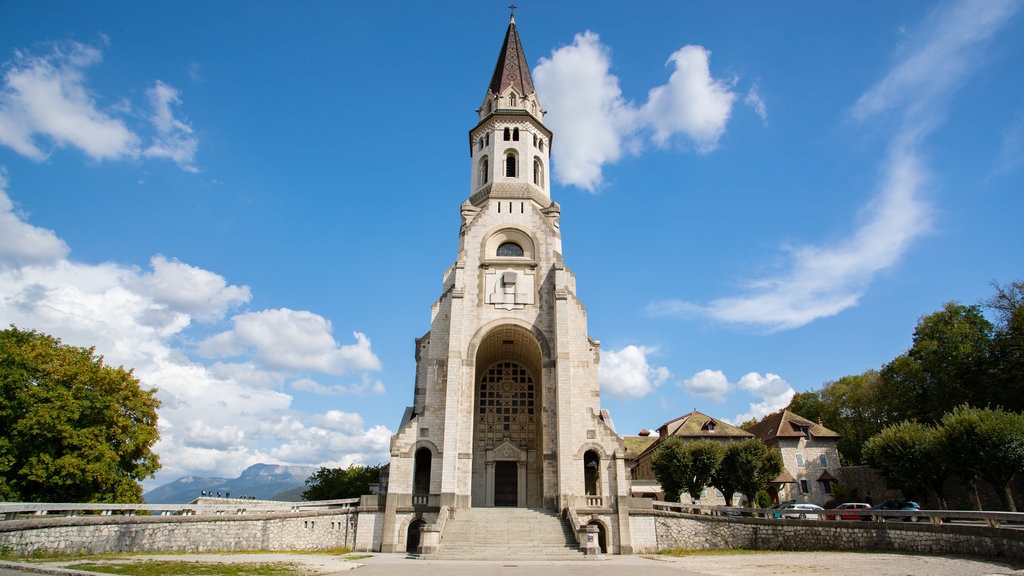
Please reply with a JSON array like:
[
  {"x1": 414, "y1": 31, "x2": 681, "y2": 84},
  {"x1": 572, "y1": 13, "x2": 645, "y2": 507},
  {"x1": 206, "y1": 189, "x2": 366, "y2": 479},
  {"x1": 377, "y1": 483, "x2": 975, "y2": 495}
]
[{"x1": 426, "y1": 507, "x2": 586, "y2": 560}]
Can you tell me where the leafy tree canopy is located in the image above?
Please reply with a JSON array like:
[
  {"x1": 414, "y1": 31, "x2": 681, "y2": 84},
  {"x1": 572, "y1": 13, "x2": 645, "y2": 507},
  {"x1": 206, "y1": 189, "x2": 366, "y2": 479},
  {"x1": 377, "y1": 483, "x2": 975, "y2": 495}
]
[
  {"x1": 0, "y1": 327, "x2": 161, "y2": 503},
  {"x1": 302, "y1": 464, "x2": 383, "y2": 501},
  {"x1": 784, "y1": 280, "x2": 1024, "y2": 465}
]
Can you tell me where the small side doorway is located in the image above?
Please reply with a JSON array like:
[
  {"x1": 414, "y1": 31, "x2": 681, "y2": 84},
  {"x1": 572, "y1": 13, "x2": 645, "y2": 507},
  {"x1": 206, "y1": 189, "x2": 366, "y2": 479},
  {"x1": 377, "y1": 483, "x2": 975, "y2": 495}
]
[{"x1": 494, "y1": 461, "x2": 518, "y2": 507}]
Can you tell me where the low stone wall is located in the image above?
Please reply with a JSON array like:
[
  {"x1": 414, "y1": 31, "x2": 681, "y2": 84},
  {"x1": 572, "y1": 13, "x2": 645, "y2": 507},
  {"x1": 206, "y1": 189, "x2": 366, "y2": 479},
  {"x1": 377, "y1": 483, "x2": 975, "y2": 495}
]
[
  {"x1": 629, "y1": 511, "x2": 1024, "y2": 559},
  {"x1": 0, "y1": 510, "x2": 364, "y2": 555}
]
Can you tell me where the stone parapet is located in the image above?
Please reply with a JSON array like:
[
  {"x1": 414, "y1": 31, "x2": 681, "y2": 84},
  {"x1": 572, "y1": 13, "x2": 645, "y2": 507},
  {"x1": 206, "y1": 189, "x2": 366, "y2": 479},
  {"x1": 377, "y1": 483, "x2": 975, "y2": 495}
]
[{"x1": 628, "y1": 511, "x2": 1024, "y2": 559}]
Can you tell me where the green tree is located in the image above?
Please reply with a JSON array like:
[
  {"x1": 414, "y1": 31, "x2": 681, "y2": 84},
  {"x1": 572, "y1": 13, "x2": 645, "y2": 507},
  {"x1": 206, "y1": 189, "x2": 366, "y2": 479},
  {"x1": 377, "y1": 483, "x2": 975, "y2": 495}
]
[
  {"x1": 883, "y1": 303, "x2": 994, "y2": 423},
  {"x1": 650, "y1": 437, "x2": 689, "y2": 503},
  {"x1": 787, "y1": 370, "x2": 898, "y2": 465},
  {"x1": 940, "y1": 405, "x2": 1024, "y2": 511},
  {"x1": 684, "y1": 440, "x2": 725, "y2": 503},
  {"x1": 0, "y1": 327, "x2": 161, "y2": 503},
  {"x1": 302, "y1": 464, "x2": 383, "y2": 501},
  {"x1": 716, "y1": 439, "x2": 782, "y2": 508},
  {"x1": 985, "y1": 280, "x2": 1024, "y2": 413},
  {"x1": 862, "y1": 421, "x2": 948, "y2": 507}
]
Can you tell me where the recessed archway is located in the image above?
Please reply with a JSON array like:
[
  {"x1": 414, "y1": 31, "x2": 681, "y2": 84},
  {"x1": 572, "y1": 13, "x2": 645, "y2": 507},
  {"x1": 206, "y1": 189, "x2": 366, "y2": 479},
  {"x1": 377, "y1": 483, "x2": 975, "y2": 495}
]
[{"x1": 470, "y1": 324, "x2": 544, "y2": 507}]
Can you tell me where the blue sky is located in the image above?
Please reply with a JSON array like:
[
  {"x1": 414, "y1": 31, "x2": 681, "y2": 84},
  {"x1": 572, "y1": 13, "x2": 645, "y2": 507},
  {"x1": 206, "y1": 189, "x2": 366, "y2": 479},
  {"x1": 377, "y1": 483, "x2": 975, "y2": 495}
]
[{"x1": 1, "y1": 1, "x2": 1021, "y2": 491}]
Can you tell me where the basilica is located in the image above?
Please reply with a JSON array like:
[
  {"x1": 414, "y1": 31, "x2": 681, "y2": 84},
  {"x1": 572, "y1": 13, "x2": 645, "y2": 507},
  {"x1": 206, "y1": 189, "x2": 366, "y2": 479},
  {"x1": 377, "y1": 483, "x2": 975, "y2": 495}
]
[{"x1": 377, "y1": 12, "x2": 634, "y2": 554}]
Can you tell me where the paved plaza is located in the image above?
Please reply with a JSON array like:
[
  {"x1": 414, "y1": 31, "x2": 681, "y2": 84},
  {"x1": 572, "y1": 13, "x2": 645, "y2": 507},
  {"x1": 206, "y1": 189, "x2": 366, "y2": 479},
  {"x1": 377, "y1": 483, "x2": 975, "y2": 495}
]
[{"x1": 3, "y1": 551, "x2": 1023, "y2": 576}]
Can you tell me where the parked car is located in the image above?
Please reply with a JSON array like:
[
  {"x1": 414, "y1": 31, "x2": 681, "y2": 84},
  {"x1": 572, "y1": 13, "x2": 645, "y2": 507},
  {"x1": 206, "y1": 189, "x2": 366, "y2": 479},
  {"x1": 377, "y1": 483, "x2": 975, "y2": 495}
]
[
  {"x1": 872, "y1": 500, "x2": 921, "y2": 522},
  {"x1": 826, "y1": 502, "x2": 872, "y2": 520},
  {"x1": 761, "y1": 500, "x2": 795, "y2": 518},
  {"x1": 772, "y1": 502, "x2": 824, "y2": 519}
]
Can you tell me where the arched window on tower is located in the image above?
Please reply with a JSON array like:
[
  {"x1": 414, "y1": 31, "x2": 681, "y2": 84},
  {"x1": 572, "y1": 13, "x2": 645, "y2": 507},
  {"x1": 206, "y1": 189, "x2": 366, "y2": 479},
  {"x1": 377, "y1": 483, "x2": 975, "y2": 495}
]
[
  {"x1": 509, "y1": 94, "x2": 516, "y2": 106},
  {"x1": 480, "y1": 157, "x2": 489, "y2": 185},
  {"x1": 413, "y1": 448, "x2": 431, "y2": 496},
  {"x1": 505, "y1": 153, "x2": 517, "y2": 178},
  {"x1": 512, "y1": 127, "x2": 519, "y2": 141},
  {"x1": 533, "y1": 157, "x2": 542, "y2": 187},
  {"x1": 584, "y1": 450, "x2": 600, "y2": 496},
  {"x1": 496, "y1": 242, "x2": 524, "y2": 257},
  {"x1": 503, "y1": 127, "x2": 510, "y2": 141},
  {"x1": 478, "y1": 137, "x2": 484, "y2": 150},
  {"x1": 533, "y1": 134, "x2": 537, "y2": 147}
]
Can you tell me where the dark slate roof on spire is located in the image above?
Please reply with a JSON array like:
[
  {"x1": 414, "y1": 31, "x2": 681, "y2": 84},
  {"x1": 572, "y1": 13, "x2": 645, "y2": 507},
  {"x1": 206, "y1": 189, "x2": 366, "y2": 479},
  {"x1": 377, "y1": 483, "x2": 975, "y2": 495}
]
[{"x1": 488, "y1": 17, "x2": 536, "y2": 98}]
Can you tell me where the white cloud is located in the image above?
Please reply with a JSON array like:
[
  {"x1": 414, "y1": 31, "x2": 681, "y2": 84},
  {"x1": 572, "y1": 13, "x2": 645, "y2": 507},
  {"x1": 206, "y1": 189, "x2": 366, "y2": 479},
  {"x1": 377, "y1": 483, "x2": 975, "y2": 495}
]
[
  {"x1": 598, "y1": 344, "x2": 670, "y2": 398},
  {"x1": 291, "y1": 373, "x2": 386, "y2": 396},
  {"x1": 649, "y1": 0, "x2": 1019, "y2": 331},
  {"x1": 732, "y1": 372, "x2": 795, "y2": 424},
  {"x1": 199, "y1": 310, "x2": 382, "y2": 375},
  {"x1": 534, "y1": 34, "x2": 738, "y2": 191},
  {"x1": 533, "y1": 32, "x2": 635, "y2": 191},
  {"x1": 745, "y1": 84, "x2": 767, "y2": 123},
  {"x1": 0, "y1": 185, "x2": 389, "y2": 486},
  {"x1": 0, "y1": 41, "x2": 139, "y2": 161},
  {"x1": 143, "y1": 81, "x2": 199, "y2": 172},
  {"x1": 0, "y1": 175, "x2": 70, "y2": 267},
  {"x1": 0, "y1": 40, "x2": 201, "y2": 172},
  {"x1": 640, "y1": 45, "x2": 736, "y2": 151},
  {"x1": 681, "y1": 369, "x2": 731, "y2": 402},
  {"x1": 132, "y1": 255, "x2": 251, "y2": 322}
]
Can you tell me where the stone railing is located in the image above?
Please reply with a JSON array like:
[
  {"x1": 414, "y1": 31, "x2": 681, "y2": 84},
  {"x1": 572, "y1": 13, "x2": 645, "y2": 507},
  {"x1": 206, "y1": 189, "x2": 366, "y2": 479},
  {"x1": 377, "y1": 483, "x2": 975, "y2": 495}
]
[
  {"x1": 632, "y1": 503, "x2": 1024, "y2": 559},
  {"x1": 0, "y1": 497, "x2": 360, "y2": 521},
  {"x1": 649, "y1": 502, "x2": 1024, "y2": 527}
]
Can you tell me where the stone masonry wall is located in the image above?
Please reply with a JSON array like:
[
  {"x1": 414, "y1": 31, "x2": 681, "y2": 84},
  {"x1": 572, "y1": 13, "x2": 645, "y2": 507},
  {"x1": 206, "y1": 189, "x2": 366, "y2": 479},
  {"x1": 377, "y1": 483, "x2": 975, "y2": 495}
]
[
  {"x1": 629, "y1": 511, "x2": 1024, "y2": 559},
  {"x1": 0, "y1": 510, "x2": 365, "y2": 555}
]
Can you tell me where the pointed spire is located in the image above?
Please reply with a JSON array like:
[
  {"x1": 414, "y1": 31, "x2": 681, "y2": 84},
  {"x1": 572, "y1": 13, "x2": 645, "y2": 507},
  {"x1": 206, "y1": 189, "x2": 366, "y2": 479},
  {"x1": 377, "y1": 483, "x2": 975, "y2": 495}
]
[{"x1": 487, "y1": 10, "x2": 536, "y2": 98}]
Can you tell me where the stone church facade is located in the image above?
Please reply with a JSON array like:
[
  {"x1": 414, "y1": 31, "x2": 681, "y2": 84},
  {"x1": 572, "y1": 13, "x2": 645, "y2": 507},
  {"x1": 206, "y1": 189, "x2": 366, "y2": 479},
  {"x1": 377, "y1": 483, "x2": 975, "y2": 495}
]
[{"x1": 378, "y1": 14, "x2": 632, "y2": 553}]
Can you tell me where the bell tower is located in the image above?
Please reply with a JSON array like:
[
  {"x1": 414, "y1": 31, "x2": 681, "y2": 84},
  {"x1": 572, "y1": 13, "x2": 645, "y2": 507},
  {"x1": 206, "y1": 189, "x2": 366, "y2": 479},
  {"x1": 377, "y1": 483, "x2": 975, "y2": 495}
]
[{"x1": 379, "y1": 11, "x2": 633, "y2": 554}]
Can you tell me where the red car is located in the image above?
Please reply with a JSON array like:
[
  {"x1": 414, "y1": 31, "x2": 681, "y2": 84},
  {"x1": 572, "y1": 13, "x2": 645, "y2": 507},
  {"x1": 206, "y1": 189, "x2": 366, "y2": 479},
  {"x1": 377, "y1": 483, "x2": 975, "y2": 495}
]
[{"x1": 826, "y1": 502, "x2": 872, "y2": 520}]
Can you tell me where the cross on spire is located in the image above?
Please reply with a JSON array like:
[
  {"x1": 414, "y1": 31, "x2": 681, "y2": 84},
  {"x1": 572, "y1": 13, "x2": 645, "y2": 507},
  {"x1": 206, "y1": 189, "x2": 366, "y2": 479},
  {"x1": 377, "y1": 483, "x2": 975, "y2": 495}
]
[{"x1": 508, "y1": 4, "x2": 517, "y2": 23}]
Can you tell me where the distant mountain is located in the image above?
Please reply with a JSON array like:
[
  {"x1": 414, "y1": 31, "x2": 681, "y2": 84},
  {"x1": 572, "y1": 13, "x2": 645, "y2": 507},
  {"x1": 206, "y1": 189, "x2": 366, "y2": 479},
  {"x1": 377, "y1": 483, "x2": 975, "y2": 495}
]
[{"x1": 144, "y1": 463, "x2": 317, "y2": 504}]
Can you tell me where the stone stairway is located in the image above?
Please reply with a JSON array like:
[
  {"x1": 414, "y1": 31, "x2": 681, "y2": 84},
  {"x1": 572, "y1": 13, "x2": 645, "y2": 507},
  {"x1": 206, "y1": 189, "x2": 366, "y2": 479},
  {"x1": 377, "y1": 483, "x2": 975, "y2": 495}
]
[{"x1": 427, "y1": 507, "x2": 585, "y2": 560}]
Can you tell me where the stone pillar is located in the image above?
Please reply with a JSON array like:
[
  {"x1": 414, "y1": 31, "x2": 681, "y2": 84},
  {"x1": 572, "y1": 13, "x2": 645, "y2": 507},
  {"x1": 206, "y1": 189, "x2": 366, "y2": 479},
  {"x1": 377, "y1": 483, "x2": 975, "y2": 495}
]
[
  {"x1": 578, "y1": 524, "x2": 600, "y2": 555},
  {"x1": 419, "y1": 523, "x2": 441, "y2": 554}
]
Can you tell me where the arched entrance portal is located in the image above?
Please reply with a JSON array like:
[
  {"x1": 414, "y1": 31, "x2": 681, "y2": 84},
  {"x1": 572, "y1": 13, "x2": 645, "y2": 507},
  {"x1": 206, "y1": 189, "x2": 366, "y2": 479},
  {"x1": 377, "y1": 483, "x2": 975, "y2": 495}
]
[{"x1": 471, "y1": 325, "x2": 544, "y2": 507}]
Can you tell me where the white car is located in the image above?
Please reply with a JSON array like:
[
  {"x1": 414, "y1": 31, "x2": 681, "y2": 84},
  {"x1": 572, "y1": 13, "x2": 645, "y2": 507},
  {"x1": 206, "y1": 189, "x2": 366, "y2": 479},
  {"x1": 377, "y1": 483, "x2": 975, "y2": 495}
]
[{"x1": 772, "y1": 503, "x2": 824, "y2": 519}]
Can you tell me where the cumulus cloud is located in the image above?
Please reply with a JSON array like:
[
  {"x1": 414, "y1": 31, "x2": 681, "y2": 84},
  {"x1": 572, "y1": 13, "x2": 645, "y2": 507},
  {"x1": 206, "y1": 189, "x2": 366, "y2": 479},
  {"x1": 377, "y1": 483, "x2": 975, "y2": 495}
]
[
  {"x1": 0, "y1": 174, "x2": 70, "y2": 267},
  {"x1": 0, "y1": 39, "x2": 199, "y2": 171},
  {"x1": 681, "y1": 369, "x2": 731, "y2": 402},
  {"x1": 0, "y1": 184, "x2": 389, "y2": 486},
  {"x1": 649, "y1": 0, "x2": 1019, "y2": 331},
  {"x1": 598, "y1": 344, "x2": 670, "y2": 398},
  {"x1": 199, "y1": 310, "x2": 381, "y2": 375},
  {"x1": 533, "y1": 32, "x2": 635, "y2": 191},
  {"x1": 132, "y1": 255, "x2": 251, "y2": 322},
  {"x1": 732, "y1": 372, "x2": 795, "y2": 424},
  {"x1": 291, "y1": 373, "x2": 386, "y2": 396},
  {"x1": 534, "y1": 33, "x2": 738, "y2": 191},
  {"x1": 640, "y1": 45, "x2": 736, "y2": 151}
]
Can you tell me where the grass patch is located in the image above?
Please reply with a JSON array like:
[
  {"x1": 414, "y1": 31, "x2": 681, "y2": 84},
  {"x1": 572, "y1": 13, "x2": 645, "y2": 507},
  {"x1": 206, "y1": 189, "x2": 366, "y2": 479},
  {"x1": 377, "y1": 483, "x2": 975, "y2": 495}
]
[
  {"x1": 64, "y1": 560, "x2": 314, "y2": 576},
  {"x1": 344, "y1": 554, "x2": 373, "y2": 560}
]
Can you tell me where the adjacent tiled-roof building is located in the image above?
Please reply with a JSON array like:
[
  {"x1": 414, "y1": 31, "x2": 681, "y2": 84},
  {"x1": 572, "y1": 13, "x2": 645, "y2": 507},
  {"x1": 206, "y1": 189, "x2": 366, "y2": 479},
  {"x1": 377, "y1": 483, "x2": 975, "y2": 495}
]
[
  {"x1": 746, "y1": 409, "x2": 842, "y2": 506},
  {"x1": 625, "y1": 410, "x2": 753, "y2": 502}
]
